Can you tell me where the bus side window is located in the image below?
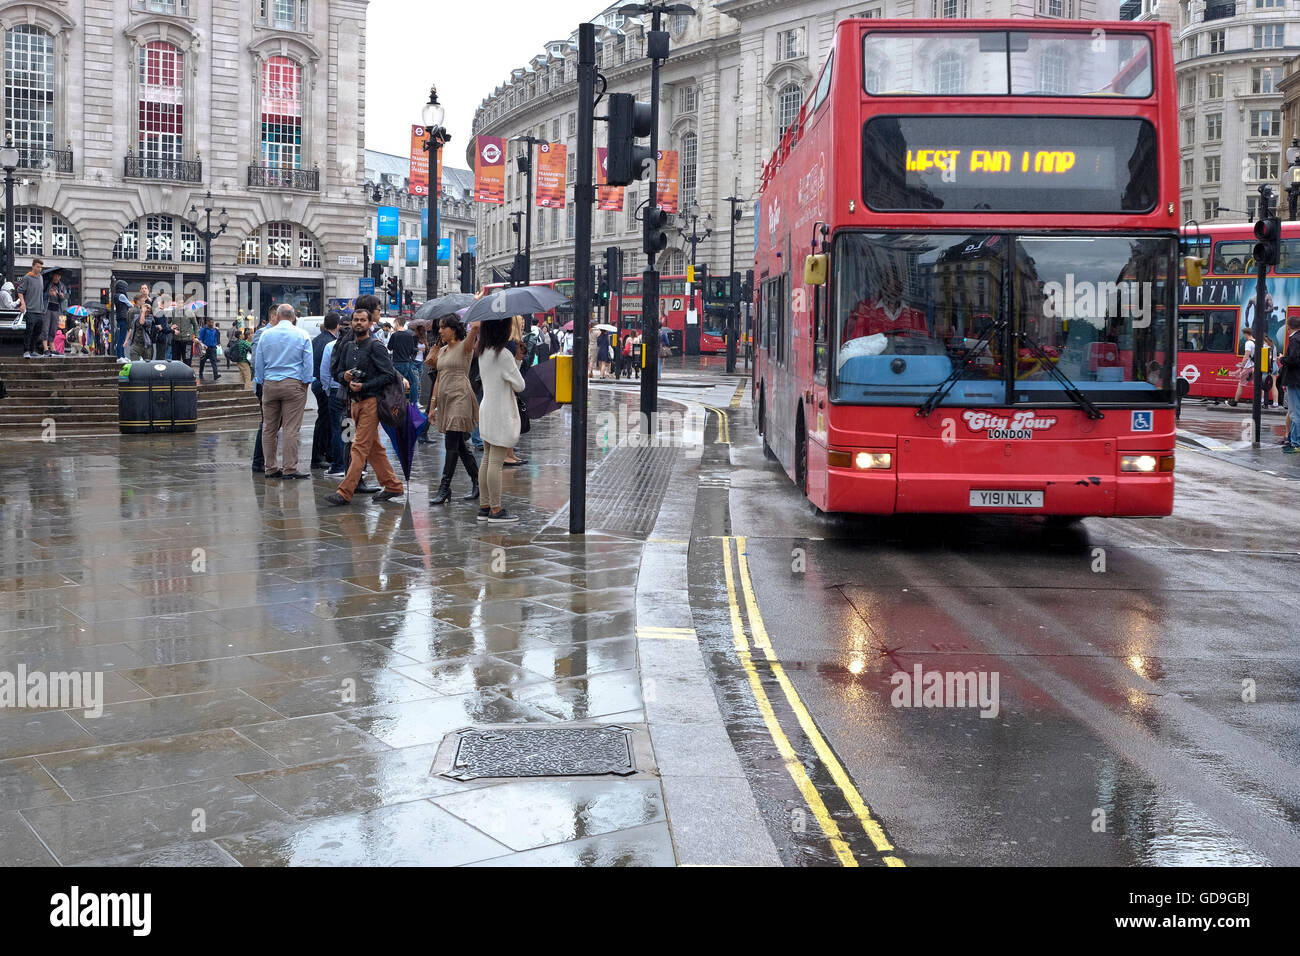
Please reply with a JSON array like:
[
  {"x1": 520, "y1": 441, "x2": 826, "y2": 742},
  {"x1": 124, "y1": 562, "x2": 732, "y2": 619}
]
[
  {"x1": 813, "y1": 280, "x2": 828, "y2": 383},
  {"x1": 780, "y1": 274, "x2": 789, "y2": 365}
]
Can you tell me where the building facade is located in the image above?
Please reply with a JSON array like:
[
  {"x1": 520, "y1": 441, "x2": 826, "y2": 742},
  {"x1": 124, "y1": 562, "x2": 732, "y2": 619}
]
[
  {"x1": 469, "y1": 1, "x2": 1123, "y2": 285},
  {"x1": 1278, "y1": 51, "x2": 1300, "y2": 219},
  {"x1": 0, "y1": 0, "x2": 369, "y2": 319},
  {"x1": 1170, "y1": 0, "x2": 1298, "y2": 223},
  {"x1": 362, "y1": 149, "x2": 475, "y2": 303}
]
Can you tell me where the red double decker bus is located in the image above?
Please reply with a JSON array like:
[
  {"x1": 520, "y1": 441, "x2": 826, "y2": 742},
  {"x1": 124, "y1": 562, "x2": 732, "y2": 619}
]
[
  {"x1": 616, "y1": 275, "x2": 726, "y2": 353},
  {"x1": 755, "y1": 19, "x2": 1179, "y2": 517},
  {"x1": 1178, "y1": 221, "x2": 1300, "y2": 403}
]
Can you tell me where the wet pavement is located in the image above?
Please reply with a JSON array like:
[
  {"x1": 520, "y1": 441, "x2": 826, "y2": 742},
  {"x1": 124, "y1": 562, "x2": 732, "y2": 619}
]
[
  {"x1": 0, "y1": 386, "x2": 677, "y2": 867},
  {"x1": 6, "y1": 352, "x2": 1297, "y2": 868}
]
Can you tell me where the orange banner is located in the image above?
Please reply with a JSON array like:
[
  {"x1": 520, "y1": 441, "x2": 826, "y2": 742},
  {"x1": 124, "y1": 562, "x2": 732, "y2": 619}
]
[
  {"x1": 409, "y1": 125, "x2": 429, "y2": 196},
  {"x1": 473, "y1": 136, "x2": 505, "y2": 204},
  {"x1": 596, "y1": 147, "x2": 624, "y2": 211},
  {"x1": 535, "y1": 142, "x2": 566, "y2": 208},
  {"x1": 656, "y1": 149, "x2": 679, "y2": 214}
]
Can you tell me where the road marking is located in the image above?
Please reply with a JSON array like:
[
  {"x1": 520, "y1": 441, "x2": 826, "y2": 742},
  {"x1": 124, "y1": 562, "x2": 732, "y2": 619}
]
[
  {"x1": 730, "y1": 382, "x2": 744, "y2": 409},
  {"x1": 637, "y1": 626, "x2": 697, "y2": 641},
  {"x1": 703, "y1": 405, "x2": 731, "y2": 444},
  {"x1": 721, "y1": 538, "x2": 858, "y2": 867},
  {"x1": 734, "y1": 535, "x2": 904, "y2": 866}
]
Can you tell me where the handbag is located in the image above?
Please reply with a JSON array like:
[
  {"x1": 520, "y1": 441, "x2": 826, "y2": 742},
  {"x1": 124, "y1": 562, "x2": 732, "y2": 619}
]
[{"x1": 517, "y1": 392, "x2": 531, "y2": 434}]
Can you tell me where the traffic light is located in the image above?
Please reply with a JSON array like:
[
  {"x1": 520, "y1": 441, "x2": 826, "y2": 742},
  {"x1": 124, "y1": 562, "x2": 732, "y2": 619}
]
[
  {"x1": 386, "y1": 276, "x2": 399, "y2": 302},
  {"x1": 597, "y1": 272, "x2": 609, "y2": 303},
  {"x1": 509, "y1": 252, "x2": 529, "y2": 285},
  {"x1": 643, "y1": 207, "x2": 669, "y2": 257},
  {"x1": 458, "y1": 252, "x2": 476, "y2": 293},
  {"x1": 1254, "y1": 216, "x2": 1281, "y2": 267},
  {"x1": 604, "y1": 246, "x2": 622, "y2": 292},
  {"x1": 370, "y1": 261, "x2": 384, "y2": 284},
  {"x1": 606, "y1": 93, "x2": 654, "y2": 187},
  {"x1": 741, "y1": 269, "x2": 754, "y2": 303},
  {"x1": 403, "y1": 289, "x2": 413, "y2": 308},
  {"x1": 99, "y1": 288, "x2": 109, "y2": 305}
]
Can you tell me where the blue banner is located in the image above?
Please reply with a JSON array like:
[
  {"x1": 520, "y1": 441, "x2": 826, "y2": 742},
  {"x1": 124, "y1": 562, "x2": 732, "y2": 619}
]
[
  {"x1": 405, "y1": 239, "x2": 420, "y2": 266},
  {"x1": 375, "y1": 243, "x2": 390, "y2": 263},
  {"x1": 359, "y1": 278, "x2": 375, "y2": 296},
  {"x1": 467, "y1": 235, "x2": 476, "y2": 257},
  {"x1": 753, "y1": 201, "x2": 760, "y2": 257},
  {"x1": 421, "y1": 206, "x2": 428, "y2": 241},
  {"x1": 438, "y1": 237, "x2": 451, "y2": 261},
  {"x1": 377, "y1": 206, "x2": 400, "y2": 246}
]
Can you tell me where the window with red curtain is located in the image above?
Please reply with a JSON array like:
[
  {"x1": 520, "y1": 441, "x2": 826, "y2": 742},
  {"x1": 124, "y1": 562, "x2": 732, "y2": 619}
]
[
  {"x1": 138, "y1": 41, "x2": 183, "y2": 169},
  {"x1": 260, "y1": 56, "x2": 301, "y2": 169}
]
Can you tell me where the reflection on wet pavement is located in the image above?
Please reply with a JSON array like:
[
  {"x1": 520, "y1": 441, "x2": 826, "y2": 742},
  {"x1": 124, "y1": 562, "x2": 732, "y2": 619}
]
[{"x1": 0, "y1": 395, "x2": 667, "y2": 866}]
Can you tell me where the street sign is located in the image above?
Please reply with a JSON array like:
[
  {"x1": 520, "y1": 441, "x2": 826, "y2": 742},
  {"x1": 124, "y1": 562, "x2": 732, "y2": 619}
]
[
  {"x1": 359, "y1": 278, "x2": 375, "y2": 296},
  {"x1": 1180, "y1": 364, "x2": 1201, "y2": 384},
  {"x1": 337, "y1": 255, "x2": 359, "y2": 267}
]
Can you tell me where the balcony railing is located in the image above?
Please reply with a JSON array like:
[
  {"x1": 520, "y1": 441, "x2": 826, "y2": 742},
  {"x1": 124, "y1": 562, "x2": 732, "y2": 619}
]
[
  {"x1": 1118, "y1": 0, "x2": 1142, "y2": 20},
  {"x1": 247, "y1": 164, "x2": 319, "y2": 191},
  {"x1": 1204, "y1": 2, "x2": 1235, "y2": 21},
  {"x1": 124, "y1": 155, "x2": 202, "y2": 182},
  {"x1": 14, "y1": 145, "x2": 73, "y2": 173}
]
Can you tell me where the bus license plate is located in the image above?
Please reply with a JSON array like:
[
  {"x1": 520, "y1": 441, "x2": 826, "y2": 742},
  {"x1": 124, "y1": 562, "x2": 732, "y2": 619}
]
[{"x1": 970, "y1": 490, "x2": 1044, "y2": 508}]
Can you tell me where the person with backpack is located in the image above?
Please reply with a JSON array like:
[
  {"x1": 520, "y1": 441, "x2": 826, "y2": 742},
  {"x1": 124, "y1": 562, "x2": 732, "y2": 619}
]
[
  {"x1": 324, "y1": 296, "x2": 404, "y2": 505},
  {"x1": 1278, "y1": 315, "x2": 1300, "y2": 453}
]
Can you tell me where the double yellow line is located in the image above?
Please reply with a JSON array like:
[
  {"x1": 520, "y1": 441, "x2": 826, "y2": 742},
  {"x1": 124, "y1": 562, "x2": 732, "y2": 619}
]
[
  {"x1": 721, "y1": 535, "x2": 903, "y2": 868},
  {"x1": 704, "y1": 405, "x2": 731, "y2": 444}
]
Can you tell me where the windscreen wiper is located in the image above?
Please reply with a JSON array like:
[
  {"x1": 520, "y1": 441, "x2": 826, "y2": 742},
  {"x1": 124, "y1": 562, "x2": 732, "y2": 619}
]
[
  {"x1": 1016, "y1": 329, "x2": 1105, "y2": 420},
  {"x1": 916, "y1": 319, "x2": 1005, "y2": 417}
]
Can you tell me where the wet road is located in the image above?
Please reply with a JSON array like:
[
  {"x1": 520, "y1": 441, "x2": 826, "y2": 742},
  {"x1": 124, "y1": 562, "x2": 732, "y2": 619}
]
[{"x1": 687, "y1": 400, "x2": 1300, "y2": 866}]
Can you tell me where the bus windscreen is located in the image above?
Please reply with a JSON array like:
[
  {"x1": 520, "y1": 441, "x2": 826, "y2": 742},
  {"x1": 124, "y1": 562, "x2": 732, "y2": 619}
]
[{"x1": 863, "y1": 115, "x2": 1157, "y2": 213}]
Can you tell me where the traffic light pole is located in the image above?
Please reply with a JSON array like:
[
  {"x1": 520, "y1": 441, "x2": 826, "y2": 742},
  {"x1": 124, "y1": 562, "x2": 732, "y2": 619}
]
[
  {"x1": 640, "y1": 9, "x2": 666, "y2": 435},
  {"x1": 723, "y1": 196, "x2": 743, "y2": 374},
  {"x1": 1251, "y1": 185, "x2": 1273, "y2": 449},
  {"x1": 570, "y1": 22, "x2": 596, "y2": 534},
  {"x1": 512, "y1": 137, "x2": 544, "y2": 285}
]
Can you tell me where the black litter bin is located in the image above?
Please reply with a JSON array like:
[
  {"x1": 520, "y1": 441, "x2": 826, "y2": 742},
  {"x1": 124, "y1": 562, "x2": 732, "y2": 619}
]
[{"x1": 118, "y1": 360, "x2": 198, "y2": 434}]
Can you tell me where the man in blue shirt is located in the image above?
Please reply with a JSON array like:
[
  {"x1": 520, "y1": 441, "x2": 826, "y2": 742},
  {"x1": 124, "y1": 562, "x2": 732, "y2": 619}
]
[
  {"x1": 197, "y1": 316, "x2": 222, "y2": 381},
  {"x1": 254, "y1": 303, "x2": 314, "y2": 479}
]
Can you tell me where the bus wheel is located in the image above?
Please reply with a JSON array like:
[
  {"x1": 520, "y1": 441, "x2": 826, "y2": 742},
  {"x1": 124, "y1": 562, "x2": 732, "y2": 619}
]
[{"x1": 796, "y1": 412, "x2": 808, "y2": 497}]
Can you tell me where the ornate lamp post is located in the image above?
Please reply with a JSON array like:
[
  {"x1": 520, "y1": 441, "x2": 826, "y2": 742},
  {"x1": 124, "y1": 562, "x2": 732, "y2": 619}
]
[
  {"x1": 186, "y1": 190, "x2": 229, "y2": 320},
  {"x1": 422, "y1": 86, "x2": 451, "y2": 303},
  {"x1": 0, "y1": 136, "x2": 19, "y2": 282}
]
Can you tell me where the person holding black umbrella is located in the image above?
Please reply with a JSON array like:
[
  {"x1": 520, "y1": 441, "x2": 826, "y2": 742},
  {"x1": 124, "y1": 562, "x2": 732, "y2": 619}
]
[
  {"x1": 425, "y1": 314, "x2": 480, "y2": 505},
  {"x1": 42, "y1": 268, "x2": 67, "y2": 358},
  {"x1": 475, "y1": 316, "x2": 526, "y2": 523}
]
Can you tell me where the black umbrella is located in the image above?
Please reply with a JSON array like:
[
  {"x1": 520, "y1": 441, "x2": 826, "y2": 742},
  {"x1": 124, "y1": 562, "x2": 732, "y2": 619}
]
[
  {"x1": 413, "y1": 292, "x2": 476, "y2": 320},
  {"x1": 462, "y1": 285, "x2": 569, "y2": 326},
  {"x1": 521, "y1": 359, "x2": 564, "y2": 420},
  {"x1": 77, "y1": 301, "x2": 109, "y2": 318}
]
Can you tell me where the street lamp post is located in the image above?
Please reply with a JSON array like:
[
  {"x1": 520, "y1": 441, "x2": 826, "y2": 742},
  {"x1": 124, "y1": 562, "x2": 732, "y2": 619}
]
[
  {"x1": 422, "y1": 86, "x2": 451, "y2": 304},
  {"x1": 677, "y1": 200, "x2": 711, "y2": 355},
  {"x1": 0, "y1": 137, "x2": 18, "y2": 283},
  {"x1": 509, "y1": 135, "x2": 546, "y2": 285},
  {"x1": 186, "y1": 190, "x2": 229, "y2": 321},
  {"x1": 1286, "y1": 138, "x2": 1300, "y2": 221},
  {"x1": 722, "y1": 195, "x2": 744, "y2": 373}
]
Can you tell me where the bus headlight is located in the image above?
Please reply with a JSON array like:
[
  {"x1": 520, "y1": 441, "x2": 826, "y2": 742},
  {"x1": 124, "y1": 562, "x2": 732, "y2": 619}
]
[
  {"x1": 828, "y1": 449, "x2": 893, "y2": 469},
  {"x1": 1120, "y1": 454, "x2": 1174, "y2": 473},
  {"x1": 855, "y1": 452, "x2": 892, "y2": 470}
]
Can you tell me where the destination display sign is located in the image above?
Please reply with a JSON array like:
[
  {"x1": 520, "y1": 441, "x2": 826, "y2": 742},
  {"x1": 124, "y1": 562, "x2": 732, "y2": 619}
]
[{"x1": 864, "y1": 116, "x2": 1157, "y2": 214}]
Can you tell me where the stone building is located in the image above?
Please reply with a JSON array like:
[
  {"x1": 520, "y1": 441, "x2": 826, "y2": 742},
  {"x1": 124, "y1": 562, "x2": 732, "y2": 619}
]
[
  {"x1": 1278, "y1": 51, "x2": 1300, "y2": 219},
  {"x1": 0, "y1": 0, "x2": 369, "y2": 319},
  {"x1": 469, "y1": 1, "x2": 1122, "y2": 285},
  {"x1": 1168, "y1": 0, "x2": 1297, "y2": 223},
  {"x1": 362, "y1": 150, "x2": 475, "y2": 302}
]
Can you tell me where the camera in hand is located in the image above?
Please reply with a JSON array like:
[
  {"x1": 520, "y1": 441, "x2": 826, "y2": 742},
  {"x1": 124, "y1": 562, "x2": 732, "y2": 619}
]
[{"x1": 350, "y1": 368, "x2": 366, "y2": 383}]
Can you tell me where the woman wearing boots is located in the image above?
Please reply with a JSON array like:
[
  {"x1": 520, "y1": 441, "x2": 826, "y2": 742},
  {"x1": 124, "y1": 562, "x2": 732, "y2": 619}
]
[{"x1": 426, "y1": 314, "x2": 480, "y2": 505}]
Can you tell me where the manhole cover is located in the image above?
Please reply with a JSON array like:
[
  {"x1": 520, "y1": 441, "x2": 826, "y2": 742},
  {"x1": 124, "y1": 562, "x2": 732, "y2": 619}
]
[{"x1": 444, "y1": 726, "x2": 636, "y2": 781}]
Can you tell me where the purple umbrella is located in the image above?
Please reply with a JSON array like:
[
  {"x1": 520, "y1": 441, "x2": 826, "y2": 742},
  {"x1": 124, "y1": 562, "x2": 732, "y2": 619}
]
[{"x1": 380, "y1": 402, "x2": 428, "y2": 483}]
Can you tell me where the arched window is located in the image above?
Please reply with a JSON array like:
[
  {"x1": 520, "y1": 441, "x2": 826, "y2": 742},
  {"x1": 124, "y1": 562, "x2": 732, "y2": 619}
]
[
  {"x1": 934, "y1": 51, "x2": 963, "y2": 95},
  {"x1": 260, "y1": 56, "x2": 302, "y2": 170},
  {"x1": 680, "y1": 131, "x2": 697, "y2": 212},
  {"x1": 1038, "y1": 46, "x2": 1068, "y2": 94},
  {"x1": 4, "y1": 26, "x2": 54, "y2": 156},
  {"x1": 241, "y1": 222, "x2": 323, "y2": 269},
  {"x1": 0, "y1": 207, "x2": 80, "y2": 258},
  {"x1": 778, "y1": 83, "x2": 802, "y2": 137},
  {"x1": 112, "y1": 214, "x2": 201, "y2": 263},
  {"x1": 138, "y1": 41, "x2": 184, "y2": 175},
  {"x1": 664, "y1": 249, "x2": 685, "y2": 275}
]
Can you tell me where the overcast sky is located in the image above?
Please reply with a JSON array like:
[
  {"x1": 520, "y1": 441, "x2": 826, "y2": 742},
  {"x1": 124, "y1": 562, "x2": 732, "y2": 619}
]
[{"x1": 365, "y1": 0, "x2": 608, "y2": 167}]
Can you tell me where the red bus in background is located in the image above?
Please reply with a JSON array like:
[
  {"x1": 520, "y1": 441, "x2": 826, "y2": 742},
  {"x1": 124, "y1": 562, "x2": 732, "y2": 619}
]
[
  {"x1": 1178, "y1": 221, "x2": 1300, "y2": 402},
  {"x1": 616, "y1": 275, "x2": 726, "y2": 353},
  {"x1": 755, "y1": 19, "x2": 1179, "y2": 518}
]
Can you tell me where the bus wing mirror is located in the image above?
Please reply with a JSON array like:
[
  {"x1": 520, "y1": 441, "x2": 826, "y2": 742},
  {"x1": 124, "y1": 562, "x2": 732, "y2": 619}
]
[
  {"x1": 1184, "y1": 256, "x2": 1205, "y2": 288},
  {"x1": 804, "y1": 254, "x2": 827, "y2": 287}
]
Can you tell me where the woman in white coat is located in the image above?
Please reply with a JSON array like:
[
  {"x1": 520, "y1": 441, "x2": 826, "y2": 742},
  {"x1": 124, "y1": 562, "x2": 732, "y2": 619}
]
[{"x1": 474, "y1": 316, "x2": 526, "y2": 523}]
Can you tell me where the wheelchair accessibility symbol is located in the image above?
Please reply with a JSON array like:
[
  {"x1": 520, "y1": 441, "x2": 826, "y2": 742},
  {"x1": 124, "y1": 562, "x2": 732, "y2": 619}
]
[{"x1": 1131, "y1": 411, "x2": 1153, "y2": 432}]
